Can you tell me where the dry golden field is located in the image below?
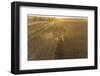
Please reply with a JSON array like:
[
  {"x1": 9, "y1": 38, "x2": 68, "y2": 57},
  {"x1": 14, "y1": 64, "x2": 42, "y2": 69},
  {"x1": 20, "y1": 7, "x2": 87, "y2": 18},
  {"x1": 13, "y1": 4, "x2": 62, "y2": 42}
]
[{"x1": 28, "y1": 16, "x2": 88, "y2": 61}]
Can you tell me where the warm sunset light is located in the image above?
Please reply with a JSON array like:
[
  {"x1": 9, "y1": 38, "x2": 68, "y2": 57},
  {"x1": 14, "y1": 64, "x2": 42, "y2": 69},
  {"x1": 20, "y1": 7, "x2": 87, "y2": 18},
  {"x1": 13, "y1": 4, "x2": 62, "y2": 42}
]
[{"x1": 28, "y1": 15, "x2": 88, "y2": 60}]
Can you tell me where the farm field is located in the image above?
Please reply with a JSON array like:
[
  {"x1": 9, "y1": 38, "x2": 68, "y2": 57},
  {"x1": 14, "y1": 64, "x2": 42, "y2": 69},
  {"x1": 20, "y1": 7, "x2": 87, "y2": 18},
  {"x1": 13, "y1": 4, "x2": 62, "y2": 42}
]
[{"x1": 28, "y1": 16, "x2": 88, "y2": 61}]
